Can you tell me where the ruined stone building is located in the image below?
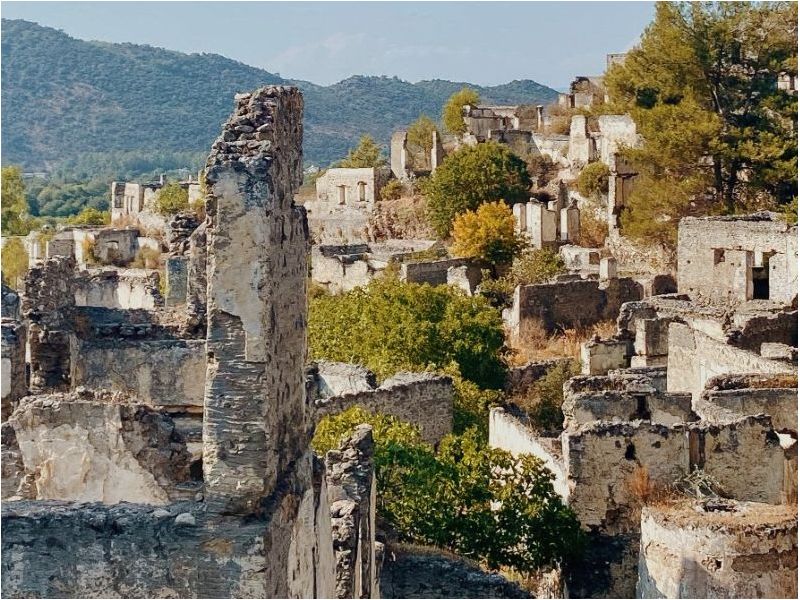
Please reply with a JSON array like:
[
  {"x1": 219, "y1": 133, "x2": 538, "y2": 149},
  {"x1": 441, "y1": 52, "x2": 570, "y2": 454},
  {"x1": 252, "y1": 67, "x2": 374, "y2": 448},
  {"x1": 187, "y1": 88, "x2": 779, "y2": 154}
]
[
  {"x1": 0, "y1": 87, "x2": 385, "y2": 598},
  {"x1": 304, "y1": 167, "x2": 384, "y2": 242},
  {"x1": 111, "y1": 174, "x2": 201, "y2": 230},
  {"x1": 492, "y1": 212, "x2": 798, "y2": 598}
]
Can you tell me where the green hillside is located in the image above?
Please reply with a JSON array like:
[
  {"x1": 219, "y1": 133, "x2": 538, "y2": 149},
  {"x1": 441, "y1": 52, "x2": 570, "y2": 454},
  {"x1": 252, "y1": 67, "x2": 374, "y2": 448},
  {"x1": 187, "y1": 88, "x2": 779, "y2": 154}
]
[{"x1": 2, "y1": 19, "x2": 558, "y2": 171}]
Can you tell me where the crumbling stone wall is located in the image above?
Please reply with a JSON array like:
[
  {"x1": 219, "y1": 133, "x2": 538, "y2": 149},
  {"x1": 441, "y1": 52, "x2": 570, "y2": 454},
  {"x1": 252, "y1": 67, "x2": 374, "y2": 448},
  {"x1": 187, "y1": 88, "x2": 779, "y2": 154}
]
[
  {"x1": 325, "y1": 425, "x2": 377, "y2": 599},
  {"x1": 74, "y1": 267, "x2": 163, "y2": 310},
  {"x1": 507, "y1": 276, "x2": 642, "y2": 340},
  {"x1": 202, "y1": 87, "x2": 308, "y2": 515},
  {"x1": 71, "y1": 338, "x2": 206, "y2": 409},
  {"x1": 380, "y1": 543, "x2": 532, "y2": 599},
  {"x1": 667, "y1": 321, "x2": 795, "y2": 398},
  {"x1": 5, "y1": 390, "x2": 191, "y2": 504},
  {"x1": 677, "y1": 213, "x2": 798, "y2": 304},
  {"x1": 312, "y1": 371, "x2": 454, "y2": 445},
  {"x1": 638, "y1": 501, "x2": 797, "y2": 599},
  {"x1": 23, "y1": 256, "x2": 76, "y2": 393},
  {"x1": 1, "y1": 319, "x2": 27, "y2": 421}
]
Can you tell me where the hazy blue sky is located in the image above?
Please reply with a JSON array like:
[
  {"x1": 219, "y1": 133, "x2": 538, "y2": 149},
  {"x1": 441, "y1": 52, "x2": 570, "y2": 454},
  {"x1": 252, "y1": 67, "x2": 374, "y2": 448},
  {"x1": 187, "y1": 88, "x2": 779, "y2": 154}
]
[{"x1": 2, "y1": 1, "x2": 655, "y2": 88}]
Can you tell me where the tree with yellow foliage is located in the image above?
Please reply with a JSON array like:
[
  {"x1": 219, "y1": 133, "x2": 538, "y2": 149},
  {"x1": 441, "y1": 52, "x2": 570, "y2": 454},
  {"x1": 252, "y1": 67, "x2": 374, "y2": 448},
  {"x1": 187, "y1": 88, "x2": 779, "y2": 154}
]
[{"x1": 451, "y1": 201, "x2": 525, "y2": 271}]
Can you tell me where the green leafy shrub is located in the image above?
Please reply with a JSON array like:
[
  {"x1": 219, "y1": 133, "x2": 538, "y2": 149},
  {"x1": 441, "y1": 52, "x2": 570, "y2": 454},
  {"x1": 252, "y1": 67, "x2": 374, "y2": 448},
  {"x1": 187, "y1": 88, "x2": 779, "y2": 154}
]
[
  {"x1": 422, "y1": 142, "x2": 532, "y2": 238},
  {"x1": 574, "y1": 162, "x2": 610, "y2": 198},
  {"x1": 380, "y1": 179, "x2": 404, "y2": 202},
  {"x1": 308, "y1": 277, "x2": 506, "y2": 389},
  {"x1": 155, "y1": 183, "x2": 189, "y2": 216},
  {"x1": 442, "y1": 88, "x2": 479, "y2": 134},
  {"x1": 512, "y1": 360, "x2": 579, "y2": 433},
  {"x1": 336, "y1": 135, "x2": 387, "y2": 169},
  {"x1": 1, "y1": 237, "x2": 29, "y2": 289},
  {"x1": 479, "y1": 249, "x2": 566, "y2": 307},
  {"x1": 65, "y1": 206, "x2": 110, "y2": 226},
  {"x1": 313, "y1": 408, "x2": 585, "y2": 574}
]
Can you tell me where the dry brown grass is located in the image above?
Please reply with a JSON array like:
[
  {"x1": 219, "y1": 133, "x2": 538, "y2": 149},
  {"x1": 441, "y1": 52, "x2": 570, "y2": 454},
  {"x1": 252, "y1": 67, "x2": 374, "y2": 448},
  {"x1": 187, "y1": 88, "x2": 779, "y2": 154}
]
[
  {"x1": 576, "y1": 208, "x2": 609, "y2": 248},
  {"x1": 508, "y1": 319, "x2": 618, "y2": 364}
]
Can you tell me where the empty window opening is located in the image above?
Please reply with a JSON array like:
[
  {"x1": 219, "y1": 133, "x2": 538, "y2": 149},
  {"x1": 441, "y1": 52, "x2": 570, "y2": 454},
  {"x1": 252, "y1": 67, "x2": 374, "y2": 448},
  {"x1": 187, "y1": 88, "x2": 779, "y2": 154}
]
[
  {"x1": 713, "y1": 249, "x2": 725, "y2": 265},
  {"x1": 338, "y1": 185, "x2": 347, "y2": 205},
  {"x1": 752, "y1": 265, "x2": 769, "y2": 299},
  {"x1": 357, "y1": 181, "x2": 367, "y2": 202}
]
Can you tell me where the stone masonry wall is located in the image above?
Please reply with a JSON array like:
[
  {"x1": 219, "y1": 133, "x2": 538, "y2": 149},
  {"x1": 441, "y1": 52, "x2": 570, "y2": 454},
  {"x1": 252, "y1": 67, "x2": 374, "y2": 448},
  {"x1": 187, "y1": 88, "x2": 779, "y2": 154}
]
[
  {"x1": 202, "y1": 87, "x2": 308, "y2": 515},
  {"x1": 325, "y1": 425, "x2": 377, "y2": 599},
  {"x1": 313, "y1": 372, "x2": 454, "y2": 445},
  {"x1": 71, "y1": 339, "x2": 206, "y2": 409}
]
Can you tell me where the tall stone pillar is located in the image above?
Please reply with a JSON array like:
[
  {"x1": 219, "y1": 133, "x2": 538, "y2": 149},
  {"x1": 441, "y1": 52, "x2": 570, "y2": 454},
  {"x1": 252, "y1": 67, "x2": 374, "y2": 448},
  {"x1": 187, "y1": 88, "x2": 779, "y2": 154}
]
[
  {"x1": 390, "y1": 131, "x2": 409, "y2": 180},
  {"x1": 202, "y1": 87, "x2": 309, "y2": 515},
  {"x1": 430, "y1": 130, "x2": 444, "y2": 172}
]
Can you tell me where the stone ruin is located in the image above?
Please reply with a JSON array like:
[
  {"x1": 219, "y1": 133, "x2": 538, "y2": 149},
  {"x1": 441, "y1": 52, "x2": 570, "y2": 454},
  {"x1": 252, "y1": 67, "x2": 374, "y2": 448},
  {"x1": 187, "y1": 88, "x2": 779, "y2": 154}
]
[
  {"x1": 111, "y1": 173, "x2": 202, "y2": 230},
  {"x1": 490, "y1": 213, "x2": 798, "y2": 598},
  {"x1": 0, "y1": 87, "x2": 385, "y2": 598}
]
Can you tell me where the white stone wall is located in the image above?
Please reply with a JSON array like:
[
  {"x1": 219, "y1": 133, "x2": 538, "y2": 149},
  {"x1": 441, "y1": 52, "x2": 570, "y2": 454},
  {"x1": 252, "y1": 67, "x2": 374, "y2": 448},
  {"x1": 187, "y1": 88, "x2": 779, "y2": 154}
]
[{"x1": 638, "y1": 502, "x2": 797, "y2": 599}]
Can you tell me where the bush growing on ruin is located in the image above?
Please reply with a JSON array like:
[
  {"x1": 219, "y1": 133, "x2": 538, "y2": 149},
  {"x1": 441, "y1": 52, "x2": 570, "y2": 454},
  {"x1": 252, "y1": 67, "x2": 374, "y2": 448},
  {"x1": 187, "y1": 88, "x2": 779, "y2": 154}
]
[
  {"x1": 605, "y1": 2, "x2": 798, "y2": 243},
  {"x1": 442, "y1": 87, "x2": 480, "y2": 135},
  {"x1": 336, "y1": 135, "x2": 387, "y2": 169},
  {"x1": 406, "y1": 115, "x2": 439, "y2": 170},
  {"x1": 155, "y1": 182, "x2": 190, "y2": 216},
  {"x1": 313, "y1": 408, "x2": 585, "y2": 573},
  {"x1": 576, "y1": 205, "x2": 608, "y2": 247},
  {"x1": 1, "y1": 237, "x2": 29, "y2": 290},
  {"x1": 512, "y1": 360, "x2": 580, "y2": 433},
  {"x1": 524, "y1": 154, "x2": 560, "y2": 189},
  {"x1": 65, "y1": 206, "x2": 110, "y2": 227},
  {"x1": 574, "y1": 162, "x2": 610, "y2": 199},
  {"x1": 451, "y1": 201, "x2": 526, "y2": 270},
  {"x1": 479, "y1": 249, "x2": 566, "y2": 308},
  {"x1": 422, "y1": 141, "x2": 532, "y2": 238},
  {"x1": 379, "y1": 179, "x2": 403, "y2": 202},
  {"x1": 308, "y1": 276, "x2": 506, "y2": 389}
]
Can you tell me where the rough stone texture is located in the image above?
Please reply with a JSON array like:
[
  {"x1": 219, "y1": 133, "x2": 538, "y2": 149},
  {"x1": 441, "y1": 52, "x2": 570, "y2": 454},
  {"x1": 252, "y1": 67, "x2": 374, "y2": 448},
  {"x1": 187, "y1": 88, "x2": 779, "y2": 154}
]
[
  {"x1": 638, "y1": 501, "x2": 797, "y2": 599},
  {"x1": 400, "y1": 257, "x2": 470, "y2": 286},
  {"x1": 165, "y1": 213, "x2": 201, "y2": 255},
  {"x1": 667, "y1": 321, "x2": 795, "y2": 399},
  {"x1": 92, "y1": 228, "x2": 139, "y2": 265},
  {"x1": 1, "y1": 319, "x2": 27, "y2": 421},
  {"x1": 6, "y1": 390, "x2": 191, "y2": 504},
  {"x1": 313, "y1": 371, "x2": 454, "y2": 445},
  {"x1": 164, "y1": 257, "x2": 189, "y2": 306},
  {"x1": 380, "y1": 544, "x2": 532, "y2": 598},
  {"x1": 71, "y1": 339, "x2": 206, "y2": 408},
  {"x1": 677, "y1": 213, "x2": 798, "y2": 305},
  {"x1": 562, "y1": 374, "x2": 693, "y2": 427},
  {"x1": 581, "y1": 336, "x2": 630, "y2": 375},
  {"x1": 74, "y1": 267, "x2": 163, "y2": 310},
  {"x1": 505, "y1": 358, "x2": 574, "y2": 394},
  {"x1": 447, "y1": 263, "x2": 483, "y2": 295},
  {"x1": 202, "y1": 86, "x2": 308, "y2": 515},
  {"x1": 310, "y1": 361, "x2": 377, "y2": 397},
  {"x1": 23, "y1": 256, "x2": 76, "y2": 393},
  {"x1": 1, "y1": 282, "x2": 20, "y2": 319},
  {"x1": 185, "y1": 220, "x2": 208, "y2": 335},
  {"x1": 507, "y1": 276, "x2": 643, "y2": 340},
  {"x1": 695, "y1": 386, "x2": 797, "y2": 433},
  {"x1": 1, "y1": 488, "x2": 335, "y2": 599},
  {"x1": 325, "y1": 425, "x2": 377, "y2": 599}
]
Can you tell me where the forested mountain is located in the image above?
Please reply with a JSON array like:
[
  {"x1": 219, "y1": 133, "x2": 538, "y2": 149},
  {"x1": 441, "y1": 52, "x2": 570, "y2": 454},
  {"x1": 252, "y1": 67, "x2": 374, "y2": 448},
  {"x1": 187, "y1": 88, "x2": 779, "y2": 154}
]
[{"x1": 2, "y1": 19, "x2": 558, "y2": 173}]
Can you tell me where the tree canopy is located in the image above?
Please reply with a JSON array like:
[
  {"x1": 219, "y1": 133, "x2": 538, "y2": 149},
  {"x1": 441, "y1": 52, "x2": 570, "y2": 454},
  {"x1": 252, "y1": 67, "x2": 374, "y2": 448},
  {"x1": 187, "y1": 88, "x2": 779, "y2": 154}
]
[
  {"x1": 442, "y1": 88, "x2": 480, "y2": 134},
  {"x1": 451, "y1": 201, "x2": 525, "y2": 267},
  {"x1": 605, "y1": 2, "x2": 798, "y2": 245},
  {"x1": 1, "y1": 166, "x2": 33, "y2": 235},
  {"x1": 313, "y1": 408, "x2": 585, "y2": 574},
  {"x1": 422, "y1": 141, "x2": 532, "y2": 238},
  {"x1": 336, "y1": 135, "x2": 387, "y2": 169},
  {"x1": 155, "y1": 182, "x2": 190, "y2": 216},
  {"x1": 308, "y1": 276, "x2": 506, "y2": 389},
  {"x1": 406, "y1": 115, "x2": 439, "y2": 170}
]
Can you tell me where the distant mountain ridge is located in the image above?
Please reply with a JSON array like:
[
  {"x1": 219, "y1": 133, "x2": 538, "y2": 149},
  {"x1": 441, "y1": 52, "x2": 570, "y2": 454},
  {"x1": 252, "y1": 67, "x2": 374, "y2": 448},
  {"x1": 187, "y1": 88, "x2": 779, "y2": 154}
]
[{"x1": 1, "y1": 19, "x2": 559, "y2": 170}]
